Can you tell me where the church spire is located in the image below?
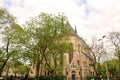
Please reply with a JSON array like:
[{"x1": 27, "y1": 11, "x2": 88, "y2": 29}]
[{"x1": 75, "y1": 25, "x2": 77, "y2": 34}]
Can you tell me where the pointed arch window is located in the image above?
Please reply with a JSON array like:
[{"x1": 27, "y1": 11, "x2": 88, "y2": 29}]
[
  {"x1": 78, "y1": 44, "x2": 81, "y2": 53},
  {"x1": 69, "y1": 43, "x2": 73, "y2": 64},
  {"x1": 77, "y1": 60, "x2": 80, "y2": 65}
]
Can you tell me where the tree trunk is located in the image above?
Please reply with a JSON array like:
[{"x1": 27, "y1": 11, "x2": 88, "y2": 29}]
[
  {"x1": 97, "y1": 57, "x2": 101, "y2": 76},
  {"x1": 36, "y1": 61, "x2": 40, "y2": 80},
  {"x1": 92, "y1": 52, "x2": 98, "y2": 75},
  {"x1": 0, "y1": 55, "x2": 10, "y2": 76},
  {"x1": 0, "y1": 39, "x2": 10, "y2": 76},
  {"x1": 93, "y1": 63, "x2": 98, "y2": 76},
  {"x1": 54, "y1": 57, "x2": 57, "y2": 74},
  {"x1": 60, "y1": 53, "x2": 63, "y2": 67},
  {"x1": 6, "y1": 63, "x2": 10, "y2": 77}
]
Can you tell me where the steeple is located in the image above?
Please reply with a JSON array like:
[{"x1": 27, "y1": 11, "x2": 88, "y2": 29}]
[{"x1": 75, "y1": 25, "x2": 77, "y2": 34}]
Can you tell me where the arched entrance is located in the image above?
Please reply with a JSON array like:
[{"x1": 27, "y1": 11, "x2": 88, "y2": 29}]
[
  {"x1": 71, "y1": 71, "x2": 76, "y2": 80},
  {"x1": 71, "y1": 74, "x2": 75, "y2": 80}
]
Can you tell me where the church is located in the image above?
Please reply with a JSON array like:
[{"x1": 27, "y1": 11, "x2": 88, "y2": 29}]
[{"x1": 63, "y1": 26, "x2": 95, "y2": 80}]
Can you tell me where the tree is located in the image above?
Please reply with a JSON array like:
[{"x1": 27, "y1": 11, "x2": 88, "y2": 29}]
[
  {"x1": 24, "y1": 12, "x2": 72, "y2": 79},
  {"x1": 109, "y1": 32, "x2": 120, "y2": 65},
  {"x1": 90, "y1": 37, "x2": 107, "y2": 76},
  {"x1": 44, "y1": 41, "x2": 73, "y2": 74},
  {"x1": 0, "y1": 23, "x2": 25, "y2": 76},
  {"x1": 10, "y1": 59, "x2": 27, "y2": 77},
  {"x1": 106, "y1": 59, "x2": 118, "y2": 77},
  {"x1": 108, "y1": 32, "x2": 120, "y2": 76},
  {"x1": 98, "y1": 58, "x2": 119, "y2": 78},
  {"x1": 89, "y1": 38, "x2": 98, "y2": 75},
  {"x1": 0, "y1": 8, "x2": 17, "y2": 76}
]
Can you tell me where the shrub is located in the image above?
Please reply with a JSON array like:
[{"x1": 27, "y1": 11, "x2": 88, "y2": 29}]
[
  {"x1": 53, "y1": 75, "x2": 66, "y2": 80},
  {"x1": 85, "y1": 75, "x2": 99, "y2": 80},
  {"x1": 39, "y1": 75, "x2": 66, "y2": 80}
]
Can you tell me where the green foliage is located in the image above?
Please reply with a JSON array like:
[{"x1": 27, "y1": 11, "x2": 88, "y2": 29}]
[
  {"x1": 0, "y1": 23, "x2": 25, "y2": 62},
  {"x1": 0, "y1": 8, "x2": 18, "y2": 76},
  {"x1": 107, "y1": 59, "x2": 120, "y2": 76},
  {"x1": 0, "y1": 8, "x2": 72, "y2": 78},
  {"x1": 24, "y1": 12, "x2": 73, "y2": 78},
  {"x1": 100, "y1": 59, "x2": 120, "y2": 77},
  {"x1": 115, "y1": 48, "x2": 120, "y2": 59},
  {"x1": 0, "y1": 48, "x2": 5, "y2": 62},
  {"x1": 0, "y1": 7, "x2": 15, "y2": 28},
  {"x1": 39, "y1": 75, "x2": 66, "y2": 80},
  {"x1": 0, "y1": 8, "x2": 27, "y2": 76},
  {"x1": 85, "y1": 75, "x2": 99, "y2": 80}
]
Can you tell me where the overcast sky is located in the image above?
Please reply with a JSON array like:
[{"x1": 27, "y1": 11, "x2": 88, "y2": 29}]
[{"x1": 0, "y1": 0, "x2": 120, "y2": 42}]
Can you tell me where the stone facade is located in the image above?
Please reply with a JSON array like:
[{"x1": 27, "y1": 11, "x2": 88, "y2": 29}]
[{"x1": 63, "y1": 29, "x2": 95, "y2": 80}]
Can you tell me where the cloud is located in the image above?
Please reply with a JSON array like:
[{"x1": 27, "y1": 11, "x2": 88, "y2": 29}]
[
  {"x1": 7, "y1": 0, "x2": 78, "y2": 24},
  {"x1": 0, "y1": 0, "x2": 5, "y2": 7},
  {"x1": 71, "y1": 0, "x2": 120, "y2": 41},
  {"x1": 10, "y1": 0, "x2": 23, "y2": 7},
  {"x1": 74, "y1": 0, "x2": 87, "y2": 6},
  {"x1": 81, "y1": 0, "x2": 120, "y2": 37},
  {"x1": 1, "y1": 0, "x2": 120, "y2": 42}
]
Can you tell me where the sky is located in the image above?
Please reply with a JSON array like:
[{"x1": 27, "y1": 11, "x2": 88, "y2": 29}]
[{"x1": 0, "y1": 0, "x2": 120, "y2": 43}]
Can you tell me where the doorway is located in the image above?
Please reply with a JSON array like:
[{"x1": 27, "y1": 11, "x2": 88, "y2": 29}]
[{"x1": 71, "y1": 73, "x2": 76, "y2": 80}]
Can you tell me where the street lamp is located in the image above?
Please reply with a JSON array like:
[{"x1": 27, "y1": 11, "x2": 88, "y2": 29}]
[{"x1": 98, "y1": 35, "x2": 109, "y2": 80}]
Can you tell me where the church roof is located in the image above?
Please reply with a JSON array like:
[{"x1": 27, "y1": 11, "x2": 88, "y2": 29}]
[
  {"x1": 68, "y1": 25, "x2": 78, "y2": 36},
  {"x1": 68, "y1": 25, "x2": 94, "y2": 61}
]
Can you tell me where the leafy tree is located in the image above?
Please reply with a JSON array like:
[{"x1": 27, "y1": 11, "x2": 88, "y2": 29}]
[
  {"x1": 100, "y1": 59, "x2": 119, "y2": 78},
  {"x1": 11, "y1": 59, "x2": 26, "y2": 77},
  {"x1": 24, "y1": 12, "x2": 72, "y2": 79},
  {"x1": 90, "y1": 37, "x2": 107, "y2": 76},
  {"x1": 106, "y1": 59, "x2": 118, "y2": 77},
  {"x1": 0, "y1": 8, "x2": 18, "y2": 76},
  {"x1": 0, "y1": 23, "x2": 25, "y2": 76},
  {"x1": 44, "y1": 41, "x2": 73, "y2": 74}
]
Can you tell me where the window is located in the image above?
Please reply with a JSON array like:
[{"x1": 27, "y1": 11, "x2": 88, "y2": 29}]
[
  {"x1": 69, "y1": 52, "x2": 73, "y2": 64},
  {"x1": 83, "y1": 61, "x2": 87, "y2": 67},
  {"x1": 78, "y1": 44, "x2": 81, "y2": 53},
  {"x1": 77, "y1": 60, "x2": 80, "y2": 65},
  {"x1": 45, "y1": 71, "x2": 47, "y2": 76},
  {"x1": 79, "y1": 71, "x2": 81, "y2": 75},
  {"x1": 66, "y1": 71, "x2": 68, "y2": 75}
]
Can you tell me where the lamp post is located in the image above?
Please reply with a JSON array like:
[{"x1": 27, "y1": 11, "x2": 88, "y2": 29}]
[{"x1": 98, "y1": 35, "x2": 109, "y2": 80}]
